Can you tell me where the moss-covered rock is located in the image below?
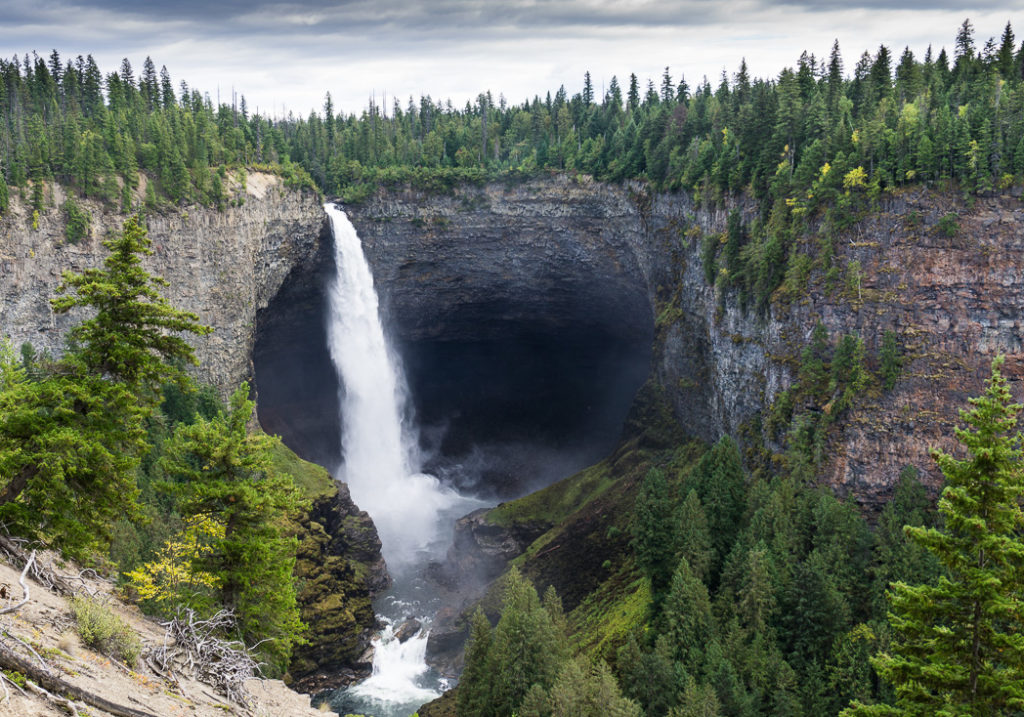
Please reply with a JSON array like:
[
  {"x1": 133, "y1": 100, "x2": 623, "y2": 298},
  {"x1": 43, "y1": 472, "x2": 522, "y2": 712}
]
[{"x1": 288, "y1": 480, "x2": 390, "y2": 692}]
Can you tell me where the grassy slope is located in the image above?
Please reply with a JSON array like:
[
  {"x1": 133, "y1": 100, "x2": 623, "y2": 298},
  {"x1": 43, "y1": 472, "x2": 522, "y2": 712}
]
[{"x1": 481, "y1": 436, "x2": 706, "y2": 666}]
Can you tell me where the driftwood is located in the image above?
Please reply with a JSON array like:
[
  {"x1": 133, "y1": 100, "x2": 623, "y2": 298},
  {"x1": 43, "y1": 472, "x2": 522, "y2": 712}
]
[
  {"x1": 0, "y1": 550, "x2": 34, "y2": 615},
  {"x1": 0, "y1": 639, "x2": 158, "y2": 717},
  {"x1": 153, "y1": 607, "x2": 261, "y2": 707},
  {"x1": 0, "y1": 533, "x2": 85, "y2": 597}
]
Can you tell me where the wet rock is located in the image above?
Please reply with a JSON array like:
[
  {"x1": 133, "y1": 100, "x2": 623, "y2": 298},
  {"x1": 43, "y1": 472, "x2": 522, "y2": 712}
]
[
  {"x1": 394, "y1": 618, "x2": 422, "y2": 643},
  {"x1": 289, "y1": 482, "x2": 389, "y2": 693}
]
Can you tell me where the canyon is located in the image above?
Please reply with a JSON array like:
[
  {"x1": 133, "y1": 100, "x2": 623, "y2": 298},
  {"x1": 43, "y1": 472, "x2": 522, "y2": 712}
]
[{"x1": 3, "y1": 172, "x2": 1024, "y2": 691}]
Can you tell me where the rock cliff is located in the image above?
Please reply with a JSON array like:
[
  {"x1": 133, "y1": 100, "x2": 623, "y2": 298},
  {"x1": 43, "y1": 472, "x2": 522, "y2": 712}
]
[
  {"x1": 0, "y1": 173, "x2": 327, "y2": 395},
  {"x1": 340, "y1": 177, "x2": 1024, "y2": 509},
  {"x1": 0, "y1": 175, "x2": 389, "y2": 692}
]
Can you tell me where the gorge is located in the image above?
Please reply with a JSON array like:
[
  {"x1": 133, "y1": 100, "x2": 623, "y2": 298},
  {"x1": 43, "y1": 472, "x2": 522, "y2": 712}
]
[{"x1": 5, "y1": 171, "x2": 1024, "y2": 705}]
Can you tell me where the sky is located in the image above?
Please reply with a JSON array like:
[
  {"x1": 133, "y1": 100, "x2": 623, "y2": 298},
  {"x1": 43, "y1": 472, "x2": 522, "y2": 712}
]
[{"x1": 2, "y1": 1, "x2": 1023, "y2": 118}]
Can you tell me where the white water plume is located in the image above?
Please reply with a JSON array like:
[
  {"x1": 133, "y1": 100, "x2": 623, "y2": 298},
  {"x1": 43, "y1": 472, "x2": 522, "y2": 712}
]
[
  {"x1": 324, "y1": 202, "x2": 469, "y2": 573},
  {"x1": 343, "y1": 619, "x2": 440, "y2": 708}
]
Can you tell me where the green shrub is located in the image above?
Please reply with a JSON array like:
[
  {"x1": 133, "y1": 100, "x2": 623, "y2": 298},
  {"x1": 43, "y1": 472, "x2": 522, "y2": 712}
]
[
  {"x1": 70, "y1": 596, "x2": 142, "y2": 667},
  {"x1": 63, "y1": 197, "x2": 91, "y2": 244},
  {"x1": 936, "y1": 212, "x2": 959, "y2": 238}
]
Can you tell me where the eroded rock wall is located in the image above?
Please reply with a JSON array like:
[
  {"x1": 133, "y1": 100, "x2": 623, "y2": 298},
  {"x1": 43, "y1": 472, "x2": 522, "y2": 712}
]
[
  {"x1": 0, "y1": 173, "x2": 326, "y2": 395},
  {"x1": 344, "y1": 178, "x2": 1024, "y2": 511}
]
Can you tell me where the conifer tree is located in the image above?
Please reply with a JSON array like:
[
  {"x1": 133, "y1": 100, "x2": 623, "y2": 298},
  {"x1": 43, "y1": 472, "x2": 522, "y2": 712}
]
[
  {"x1": 845, "y1": 356, "x2": 1024, "y2": 716},
  {"x1": 487, "y1": 567, "x2": 568, "y2": 715},
  {"x1": 457, "y1": 608, "x2": 494, "y2": 716},
  {"x1": 0, "y1": 216, "x2": 208, "y2": 558},
  {"x1": 162, "y1": 383, "x2": 306, "y2": 673}
]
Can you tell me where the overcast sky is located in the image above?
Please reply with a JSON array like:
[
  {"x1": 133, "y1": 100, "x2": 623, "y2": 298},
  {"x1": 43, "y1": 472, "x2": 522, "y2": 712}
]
[{"x1": 3, "y1": 1, "x2": 1022, "y2": 118}]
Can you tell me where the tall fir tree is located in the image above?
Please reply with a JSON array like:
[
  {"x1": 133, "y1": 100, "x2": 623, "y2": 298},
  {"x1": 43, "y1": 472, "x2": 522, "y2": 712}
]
[{"x1": 845, "y1": 356, "x2": 1024, "y2": 716}]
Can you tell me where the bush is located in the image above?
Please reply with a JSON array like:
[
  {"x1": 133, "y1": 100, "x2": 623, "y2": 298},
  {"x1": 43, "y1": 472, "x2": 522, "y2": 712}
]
[
  {"x1": 63, "y1": 197, "x2": 91, "y2": 244},
  {"x1": 70, "y1": 596, "x2": 142, "y2": 667},
  {"x1": 936, "y1": 212, "x2": 959, "y2": 238}
]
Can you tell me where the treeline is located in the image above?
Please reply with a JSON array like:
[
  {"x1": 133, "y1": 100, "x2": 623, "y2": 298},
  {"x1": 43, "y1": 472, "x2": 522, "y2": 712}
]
[
  {"x1": 0, "y1": 51, "x2": 313, "y2": 214},
  {"x1": 3, "y1": 19, "x2": 1021, "y2": 217},
  {"x1": 285, "y1": 18, "x2": 1024, "y2": 204}
]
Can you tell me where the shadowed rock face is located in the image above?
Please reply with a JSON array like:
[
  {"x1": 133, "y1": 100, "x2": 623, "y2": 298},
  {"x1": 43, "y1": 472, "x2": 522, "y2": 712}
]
[
  {"x1": 252, "y1": 222, "x2": 343, "y2": 470},
  {"x1": 253, "y1": 178, "x2": 655, "y2": 498}
]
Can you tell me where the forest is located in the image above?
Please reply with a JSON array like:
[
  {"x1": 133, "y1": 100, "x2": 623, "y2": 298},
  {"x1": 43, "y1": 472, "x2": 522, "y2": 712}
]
[
  {"x1": 3, "y1": 20, "x2": 1024, "y2": 311},
  {"x1": 2, "y1": 15, "x2": 1024, "y2": 717}
]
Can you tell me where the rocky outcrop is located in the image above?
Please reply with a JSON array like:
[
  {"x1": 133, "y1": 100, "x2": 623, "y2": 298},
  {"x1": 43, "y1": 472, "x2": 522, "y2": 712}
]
[
  {"x1": 0, "y1": 177, "x2": 390, "y2": 692},
  {"x1": 342, "y1": 178, "x2": 1024, "y2": 511},
  {"x1": 290, "y1": 482, "x2": 390, "y2": 692},
  {"x1": 0, "y1": 173, "x2": 326, "y2": 396}
]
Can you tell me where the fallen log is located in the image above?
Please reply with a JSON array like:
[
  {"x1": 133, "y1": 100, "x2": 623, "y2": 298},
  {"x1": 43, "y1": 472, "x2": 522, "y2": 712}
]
[{"x1": 0, "y1": 640, "x2": 158, "y2": 717}]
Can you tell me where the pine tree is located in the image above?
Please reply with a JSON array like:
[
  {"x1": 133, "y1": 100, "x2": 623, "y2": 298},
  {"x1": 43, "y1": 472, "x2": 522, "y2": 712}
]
[
  {"x1": 663, "y1": 558, "x2": 716, "y2": 670},
  {"x1": 457, "y1": 608, "x2": 495, "y2": 716},
  {"x1": 845, "y1": 356, "x2": 1024, "y2": 716},
  {"x1": 51, "y1": 214, "x2": 210, "y2": 396},
  {"x1": 0, "y1": 216, "x2": 211, "y2": 558},
  {"x1": 632, "y1": 467, "x2": 677, "y2": 597},
  {"x1": 162, "y1": 383, "x2": 307, "y2": 674},
  {"x1": 485, "y1": 567, "x2": 568, "y2": 715},
  {"x1": 545, "y1": 657, "x2": 643, "y2": 717}
]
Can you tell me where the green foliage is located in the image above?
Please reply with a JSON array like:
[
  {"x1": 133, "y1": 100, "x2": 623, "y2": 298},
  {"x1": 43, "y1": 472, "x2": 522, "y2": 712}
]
[
  {"x1": 457, "y1": 608, "x2": 495, "y2": 717},
  {"x1": 879, "y1": 331, "x2": 902, "y2": 391},
  {"x1": 936, "y1": 212, "x2": 960, "y2": 237},
  {"x1": 52, "y1": 214, "x2": 211, "y2": 395},
  {"x1": 161, "y1": 384, "x2": 307, "y2": 674},
  {"x1": 0, "y1": 215, "x2": 210, "y2": 559},
  {"x1": 459, "y1": 567, "x2": 570, "y2": 717},
  {"x1": 536, "y1": 656, "x2": 643, "y2": 717},
  {"x1": 701, "y1": 233, "x2": 720, "y2": 285},
  {"x1": 62, "y1": 196, "x2": 91, "y2": 244},
  {"x1": 70, "y1": 596, "x2": 142, "y2": 667},
  {"x1": 847, "y1": 356, "x2": 1024, "y2": 715},
  {"x1": 630, "y1": 467, "x2": 676, "y2": 597}
]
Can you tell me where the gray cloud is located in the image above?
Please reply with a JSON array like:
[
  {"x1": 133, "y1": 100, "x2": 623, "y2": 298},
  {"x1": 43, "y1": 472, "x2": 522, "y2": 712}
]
[{"x1": 1, "y1": 1, "x2": 1020, "y2": 115}]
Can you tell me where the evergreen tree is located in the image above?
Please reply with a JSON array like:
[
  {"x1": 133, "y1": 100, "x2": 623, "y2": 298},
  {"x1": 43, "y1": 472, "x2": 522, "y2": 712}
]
[
  {"x1": 487, "y1": 567, "x2": 569, "y2": 715},
  {"x1": 458, "y1": 607, "x2": 495, "y2": 716},
  {"x1": 161, "y1": 384, "x2": 307, "y2": 674},
  {"x1": 845, "y1": 356, "x2": 1024, "y2": 716},
  {"x1": 51, "y1": 215, "x2": 209, "y2": 395},
  {"x1": 0, "y1": 216, "x2": 207, "y2": 559},
  {"x1": 551, "y1": 658, "x2": 643, "y2": 717}
]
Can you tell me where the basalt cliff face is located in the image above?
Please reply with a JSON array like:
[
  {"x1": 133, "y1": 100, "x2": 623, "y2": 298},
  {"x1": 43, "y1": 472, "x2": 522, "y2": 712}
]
[
  {"x1": 340, "y1": 177, "x2": 1024, "y2": 509},
  {"x1": 0, "y1": 173, "x2": 327, "y2": 396}
]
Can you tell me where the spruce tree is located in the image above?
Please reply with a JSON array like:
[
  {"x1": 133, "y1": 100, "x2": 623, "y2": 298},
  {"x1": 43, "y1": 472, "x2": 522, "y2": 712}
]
[
  {"x1": 162, "y1": 383, "x2": 306, "y2": 674},
  {"x1": 0, "y1": 216, "x2": 209, "y2": 558},
  {"x1": 845, "y1": 356, "x2": 1024, "y2": 716},
  {"x1": 52, "y1": 215, "x2": 209, "y2": 394},
  {"x1": 486, "y1": 567, "x2": 568, "y2": 716},
  {"x1": 457, "y1": 608, "x2": 494, "y2": 717}
]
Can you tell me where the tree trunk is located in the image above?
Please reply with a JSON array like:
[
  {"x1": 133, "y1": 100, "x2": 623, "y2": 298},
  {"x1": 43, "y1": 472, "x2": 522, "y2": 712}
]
[{"x1": 0, "y1": 464, "x2": 36, "y2": 508}]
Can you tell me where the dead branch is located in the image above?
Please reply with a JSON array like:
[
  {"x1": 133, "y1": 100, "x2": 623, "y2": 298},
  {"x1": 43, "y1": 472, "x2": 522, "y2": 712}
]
[
  {"x1": 154, "y1": 607, "x2": 262, "y2": 708},
  {"x1": 0, "y1": 640, "x2": 157, "y2": 717},
  {"x1": 24, "y1": 678, "x2": 79, "y2": 715},
  {"x1": 0, "y1": 550, "x2": 34, "y2": 615},
  {"x1": 0, "y1": 534, "x2": 77, "y2": 596}
]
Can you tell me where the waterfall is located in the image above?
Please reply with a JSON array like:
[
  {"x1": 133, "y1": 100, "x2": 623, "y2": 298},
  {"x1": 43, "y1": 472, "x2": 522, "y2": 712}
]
[
  {"x1": 325, "y1": 202, "x2": 461, "y2": 572},
  {"x1": 323, "y1": 203, "x2": 479, "y2": 715}
]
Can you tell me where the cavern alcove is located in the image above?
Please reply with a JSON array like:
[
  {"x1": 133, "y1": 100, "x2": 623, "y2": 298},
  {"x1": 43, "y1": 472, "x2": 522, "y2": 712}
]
[{"x1": 253, "y1": 214, "x2": 654, "y2": 500}]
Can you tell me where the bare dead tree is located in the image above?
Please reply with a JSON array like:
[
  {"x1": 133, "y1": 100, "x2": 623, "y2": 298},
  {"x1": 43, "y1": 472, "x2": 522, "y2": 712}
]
[{"x1": 152, "y1": 607, "x2": 262, "y2": 708}]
